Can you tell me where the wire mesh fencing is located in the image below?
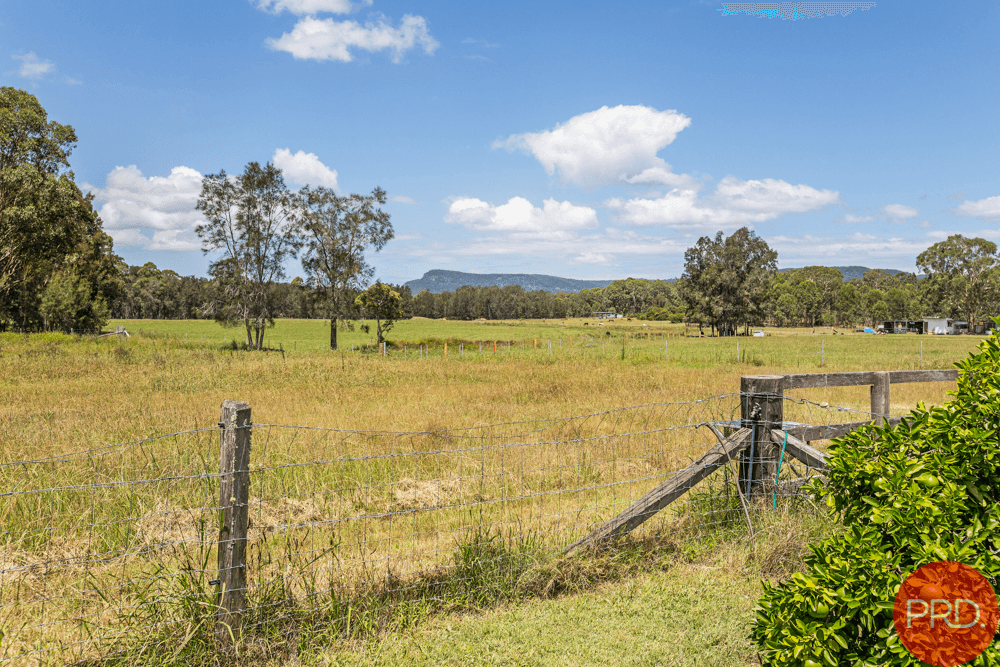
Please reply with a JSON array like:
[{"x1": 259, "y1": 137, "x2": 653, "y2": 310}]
[{"x1": 0, "y1": 385, "x2": 899, "y2": 665}]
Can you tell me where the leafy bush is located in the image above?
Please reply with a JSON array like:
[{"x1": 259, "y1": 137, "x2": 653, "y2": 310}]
[
  {"x1": 637, "y1": 306, "x2": 685, "y2": 322},
  {"x1": 752, "y1": 333, "x2": 1000, "y2": 666}
]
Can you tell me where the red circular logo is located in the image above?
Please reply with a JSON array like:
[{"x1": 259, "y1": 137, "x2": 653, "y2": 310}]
[{"x1": 893, "y1": 561, "x2": 999, "y2": 666}]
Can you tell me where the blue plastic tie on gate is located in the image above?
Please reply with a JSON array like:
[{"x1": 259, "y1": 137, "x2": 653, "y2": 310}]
[{"x1": 774, "y1": 430, "x2": 788, "y2": 509}]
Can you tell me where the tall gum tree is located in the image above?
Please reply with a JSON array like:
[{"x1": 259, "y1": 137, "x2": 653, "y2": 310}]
[
  {"x1": 196, "y1": 161, "x2": 301, "y2": 349},
  {"x1": 296, "y1": 186, "x2": 393, "y2": 350}
]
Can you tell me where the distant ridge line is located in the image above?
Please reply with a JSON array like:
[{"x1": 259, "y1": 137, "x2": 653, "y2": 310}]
[
  {"x1": 404, "y1": 266, "x2": 915, "y2": 294},
  {"x1": 404, "y1": 270, "x2": 614, "y2": 294}
]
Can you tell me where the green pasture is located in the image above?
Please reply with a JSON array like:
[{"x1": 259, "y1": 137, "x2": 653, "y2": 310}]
[{"x1": 108, "y1": 317, "x2": 983, "y2": 371}]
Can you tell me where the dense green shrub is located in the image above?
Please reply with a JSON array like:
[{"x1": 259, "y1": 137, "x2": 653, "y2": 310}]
[{"x1": 752, "y1": 333, "x2": 1000, "y2": 666}]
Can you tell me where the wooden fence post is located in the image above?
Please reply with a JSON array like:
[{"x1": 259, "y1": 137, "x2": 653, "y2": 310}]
[
  {"x1": 739, "y1": 375, "x2": 784, "y2": 500},
  {"x1": 216, "y1": 400, "x2": 252, "y2": 645},
  {"x1": 871, "y1": 371, "x2": 890, "y2": 426}
]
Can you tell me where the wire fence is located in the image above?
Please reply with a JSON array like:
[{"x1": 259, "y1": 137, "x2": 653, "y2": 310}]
[{"x1": 0, "y1": 391, "x2": 893, "y2": 665}]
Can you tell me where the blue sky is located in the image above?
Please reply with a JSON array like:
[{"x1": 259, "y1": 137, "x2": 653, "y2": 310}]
[{"x1": 4, "y1": 0, "x2": 999, "y2": 283}]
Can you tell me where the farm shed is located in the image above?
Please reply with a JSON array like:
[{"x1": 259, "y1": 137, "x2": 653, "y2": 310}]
[{"x1": 923, "y1": 317, "x2": 954, "y2": 335}]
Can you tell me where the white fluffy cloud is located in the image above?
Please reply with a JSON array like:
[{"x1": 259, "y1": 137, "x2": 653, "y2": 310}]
[
  {"x1": 85, "y1": 165, "x2": 205, "y2": 251},
  {"x1": 273, "y1": 148, "x2": 340, "y2": 190},
  {"x1": 606, "y1": 177, "x2": 840, "y2": 232},
  {"x1": 445, "y1": 196, "x2": 599, "y2": 236},
  {"x1": 714, "y1": 176, "x2": 840, "y2": 214},
  {"x1": 496, "y1": 105, "x2": 695, "y2": 189},
  {"x1": 255, "y1": 0, "x2": 361, "y2": 15},
  {"x1": 13, "y1": 52, "x2": 55, "y2": 79},
  {"x1": 954, "y1": 195, "x2": 1000, "y2": 221},
  {"x1": 840, "y1": 214, "x2": 877, "y2": 223},
  {"x1": 883, "y1": 204, "x2": 919, "y2": 223},
  {"x1": 266, "y1": 14, "x2": 438, "y2": 63}
]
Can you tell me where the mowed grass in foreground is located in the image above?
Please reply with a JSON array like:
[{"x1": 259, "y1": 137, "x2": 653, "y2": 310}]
[
  {"x1": 317, "y1": 565, "x2": 763, "y2": 667},
  {"x1": 261, "y1": 503, "x2": 837, "y2": 667}
]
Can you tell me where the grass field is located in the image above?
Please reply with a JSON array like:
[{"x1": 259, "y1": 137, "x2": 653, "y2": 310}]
[
  {"x1": 0, "y1": 318, "x2": 986, "y2": 665},
  {"x1": 108, "y1": 317, "x2": 967, "y2": 373}
]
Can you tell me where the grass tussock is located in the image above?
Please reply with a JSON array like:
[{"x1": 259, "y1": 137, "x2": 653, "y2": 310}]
[{"x1": 71, "y1": 483, "x2": 836, "y2": 667}]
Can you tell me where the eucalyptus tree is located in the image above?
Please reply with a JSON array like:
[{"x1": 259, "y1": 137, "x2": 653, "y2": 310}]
[
  {"x1": 296, "y1": 186, "x2": 393, "y2": 350},
  {"x1": 682, "y1": 227, "x2": 777, "y2": 335},
  {"x1": 1, "y1": 86, "x2": 121, "y2": 332},
  {"x1": 917, "y1": 235, "x2": 999, "y2": 326},
  {"x1": 196, "y1": 161, "x2": 301, "y2": 350}
]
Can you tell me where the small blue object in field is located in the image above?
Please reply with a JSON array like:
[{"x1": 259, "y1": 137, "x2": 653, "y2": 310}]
[
  {"x1": 864, "y1": 327, "x2": 874, "y2": 333},
  {"x1": 720, "y1": 2, "x2": 876, "y2": 20}
]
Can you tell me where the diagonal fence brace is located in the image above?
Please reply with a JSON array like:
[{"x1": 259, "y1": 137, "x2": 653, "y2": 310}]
[
  {"x1": 768, "y1": 429, "x2": 827, "y2": 471},
  {"x1": 565, "y1": 427, "x2": 752, "y2": 555}
]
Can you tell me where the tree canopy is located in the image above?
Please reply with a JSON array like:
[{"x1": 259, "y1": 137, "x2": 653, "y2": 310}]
[
  {"x1": 917, "y1": 234, "x2": 998, "y2": 326},
  {"x1": 355, "y1": 282, "x2": 402, "y2": 346},
  {"x1": 0, "y1": 87, "x2": 122, "y2": 333},
  {"x1": 196, "y1": 161, "x2": 301, "y2": 349},
  {"x1": 681, "y1": 227, "x2": 777, "y2": 335},
  {"x1": 297, "y1": 186, "x2": 393, "y2": 350}
]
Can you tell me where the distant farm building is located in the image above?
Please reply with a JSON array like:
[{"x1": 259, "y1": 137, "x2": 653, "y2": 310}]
[
  {"x1": 883, "y1": 320, "x2": 927, "y2": 334},
  {"x1": 899, "y1": 318, "x2": 990, "y2": 335},
  {"x1": 592, "y1": 312, "x2": 622, "y2": 319},
  {"x1": 923, "y1": 317, "x2": 955, "y2": 335}
]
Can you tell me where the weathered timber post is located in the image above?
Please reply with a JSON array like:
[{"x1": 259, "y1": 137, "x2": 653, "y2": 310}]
[
  {"x1": 216, "y1": 400, "x2": 251, "y2": 645},
  {"x1": 739, "y1": 375, "x2": 784, "y2": 500},
  {"x1": 871, "y1": 371, "x2": 890, "y2": 426}
]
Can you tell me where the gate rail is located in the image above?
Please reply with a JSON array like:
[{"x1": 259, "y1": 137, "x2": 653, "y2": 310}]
[{"x1": 567, "y1": 368, "x2": 959, "y2": 553}]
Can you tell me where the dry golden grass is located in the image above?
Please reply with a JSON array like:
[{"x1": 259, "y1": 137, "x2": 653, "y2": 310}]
[{"x1": 0, "y1": 322, "x2": 985, "y2": 664}]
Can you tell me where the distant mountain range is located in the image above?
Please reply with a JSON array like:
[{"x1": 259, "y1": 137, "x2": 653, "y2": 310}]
[
  {"x1": 404, "y1": 270, "x2": 614, "y2": 294},
  {"x1": 404, "y1": 266, "x2": 914, "y2": 294}
]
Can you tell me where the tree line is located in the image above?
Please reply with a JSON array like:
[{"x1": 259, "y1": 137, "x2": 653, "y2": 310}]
[
  {"x1": 108, "y1": 261, "x2": 413, "y2": 327},
  {"x1": 677, "y1": 229, "x2": 999, "y2": 334},
  {"x1": 4, "y1": 86, "x2": 999, "y2": 343}
]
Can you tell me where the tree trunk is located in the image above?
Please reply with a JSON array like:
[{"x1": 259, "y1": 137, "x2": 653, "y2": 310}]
[
  {"x1": 245, "y1": 321, "x2": 252, "y2": 348},
  {"x1": 330, "y1": 316, "x2": 338, "y2": 350}
]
